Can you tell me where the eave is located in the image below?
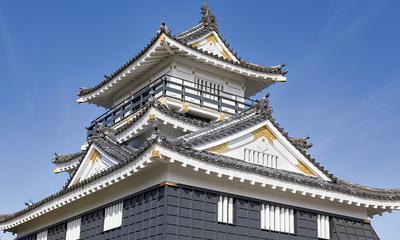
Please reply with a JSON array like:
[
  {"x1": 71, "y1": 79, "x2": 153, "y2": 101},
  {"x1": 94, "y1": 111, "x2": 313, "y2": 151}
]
[
  {"x1": 114, "y1": 102, "x2": 208, "y2": 143},
  {"x1": 53, "y1": 160, "x2": 80, "y2": 174},
  {"x1": 2, "y1": 140, "x2": 400, "y2": 231},
  {"x1": 76, "y1": 33, "x2": 286, "y2": 107}
]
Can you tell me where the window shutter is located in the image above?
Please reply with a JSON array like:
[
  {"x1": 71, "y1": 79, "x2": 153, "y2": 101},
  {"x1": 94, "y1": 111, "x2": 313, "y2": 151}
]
[
  {"x1": 104, "y1": 202, "x2": 123, "y2": 231},
  {"x1": 65, "y1": 218, "x2": 81, "y2": 240},
  {"x1": 217, "y1": 195, "x2": 234, "y2": 224},
  {"x1": 317, "y1": 214, "x2": 330, "y2": 239}
]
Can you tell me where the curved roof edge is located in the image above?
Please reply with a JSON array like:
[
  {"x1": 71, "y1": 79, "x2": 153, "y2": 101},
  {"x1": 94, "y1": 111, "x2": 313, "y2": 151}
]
[{"x1": 76, "y1": 6, "x2": 287, "y2": 102}]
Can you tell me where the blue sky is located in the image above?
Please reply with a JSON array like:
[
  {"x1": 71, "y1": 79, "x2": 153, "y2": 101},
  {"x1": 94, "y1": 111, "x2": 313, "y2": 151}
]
[{"x1": 0, "y1": 0, "x2": 399, "y2": 239}]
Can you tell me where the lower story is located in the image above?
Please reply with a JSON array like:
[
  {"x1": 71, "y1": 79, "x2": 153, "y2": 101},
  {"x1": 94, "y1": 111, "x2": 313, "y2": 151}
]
[{"x1": 17, "y1": 182, "x2": 379, "y2": 240}]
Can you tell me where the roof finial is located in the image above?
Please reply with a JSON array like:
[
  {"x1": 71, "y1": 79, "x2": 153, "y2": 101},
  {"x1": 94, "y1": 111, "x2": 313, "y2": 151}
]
[
  {"x1": 158, "y1": 22, "x2": 171, "y2": 34},
  {"x1": 200, "y1": 3, "x2": 218, "y2": 32}
]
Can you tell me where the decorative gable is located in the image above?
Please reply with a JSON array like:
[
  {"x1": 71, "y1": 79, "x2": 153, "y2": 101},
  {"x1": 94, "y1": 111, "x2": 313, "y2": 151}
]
[
  {"x1": 68, "y1": 145, "x2": 119, "y2": 187},
  {"x1": 201, "y1": 122, "x2": 329, "y2": 180},
  {"x1": 190, "y1": 32, "x2": 239, "y2": 62}
]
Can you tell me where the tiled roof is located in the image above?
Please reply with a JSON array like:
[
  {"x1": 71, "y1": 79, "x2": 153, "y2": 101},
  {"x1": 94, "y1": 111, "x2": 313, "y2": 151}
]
[
  {"x1": 77, "y1": 31, "x2": 163, "y2": 97},
  {"x1": 77, "y1": 5, "x2": 287, "y2": 98},
  {"x1": 0, "y1": 215, "x2": 9, "y2": 222},
  {"x1": 180, "y1": 97, "x2": 335, "y2": 180},
  {"x1": 160, "y1": 137, "x2": 400, "y2": 201},
  {"x1": 114, "y1": 100, "x2": 210, "y2": 136},
  {"x1": 52, "y1": 151, "x2": 86, "y2": 164},
  {"x1": 61, "y1": 129, "x2": 137, "y2": 189},
  {"x1": 2, "y1": 129, "x2": 400, "y2": 224}
]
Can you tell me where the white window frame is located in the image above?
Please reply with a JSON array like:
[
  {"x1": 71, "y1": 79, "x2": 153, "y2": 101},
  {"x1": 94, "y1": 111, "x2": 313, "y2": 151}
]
[
  {"x1": 36, "y1": 230, "x2": 47, "y2": 240},
  {"x1": 217, "y1": 195, "x2": 234, "y2": 224},
  {"x1": 103, "y1": 202, "x2": 124, "y2": 231},
  {"x1": 317, "y1": 214, "x2": 330, "y2": 239},
  {"x1": 65, "y1": 218, "x2": 81, "y2": 240},
  {"x1": 260, "y1": 204, "x2": 294, "y2": 234}
]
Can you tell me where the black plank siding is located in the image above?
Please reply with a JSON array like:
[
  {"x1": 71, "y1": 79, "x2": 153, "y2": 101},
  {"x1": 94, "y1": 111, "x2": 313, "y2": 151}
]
[
  {"x1": 331, "y1": 217, "x2": 380, "y2": 240},
  {"x1": 47, "y1": 223, "x2": 67, "y2": 240},
  {"x1": 15, "y1": 184, "x2": 381, "y2": 240}
]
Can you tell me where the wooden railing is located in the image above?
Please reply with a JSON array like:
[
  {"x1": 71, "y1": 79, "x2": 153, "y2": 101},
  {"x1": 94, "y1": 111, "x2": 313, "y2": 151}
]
[{"x1": 87, "y1": 74, "x2": 258, "y2": 136}]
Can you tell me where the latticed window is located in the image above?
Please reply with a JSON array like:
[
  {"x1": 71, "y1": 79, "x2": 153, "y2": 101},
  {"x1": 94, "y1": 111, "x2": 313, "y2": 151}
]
[
  {"x1": 317, "y1": 214, "x2": 330, "y2": 239},
  {"x1": 260, "y1": 204, "x2": 295, "y2": 234},
  {"x1": 217, "y1": 195, "x2": 234, "y2": 224},
  {"x1": 36, "y1": 230, "x2": 47, "y2": 240},
  {"x1": 244, "y1": 149, "x2": 278, "y2": 168},
  {"x1": 65, "y1": 218, "x2": 81, "y2": 240},
  {"x1": 103, "y1": 202, "x2": 123, "y2": 231}
]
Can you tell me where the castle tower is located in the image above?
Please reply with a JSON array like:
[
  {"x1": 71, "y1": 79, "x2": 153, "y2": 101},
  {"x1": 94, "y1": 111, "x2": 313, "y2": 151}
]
[{"x1": 1, "y1": 5, "x2": 397, "y2": 240}]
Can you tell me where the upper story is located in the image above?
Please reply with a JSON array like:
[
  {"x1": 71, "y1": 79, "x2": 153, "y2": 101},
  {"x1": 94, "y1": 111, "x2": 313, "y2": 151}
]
[{"x1": 76, "y1": 5, "x2": 287, "y2": 137}]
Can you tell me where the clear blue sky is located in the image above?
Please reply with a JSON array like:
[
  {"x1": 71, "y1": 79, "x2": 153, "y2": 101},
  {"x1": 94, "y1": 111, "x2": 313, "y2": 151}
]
[{"x1": 0, "y1": 1, "x2": 399, "y2": 239}]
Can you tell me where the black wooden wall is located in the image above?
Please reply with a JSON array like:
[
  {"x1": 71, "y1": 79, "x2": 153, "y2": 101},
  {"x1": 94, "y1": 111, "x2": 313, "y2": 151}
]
[{"x1": 16, "y1": 184, "x2": 380, "y2": 240}]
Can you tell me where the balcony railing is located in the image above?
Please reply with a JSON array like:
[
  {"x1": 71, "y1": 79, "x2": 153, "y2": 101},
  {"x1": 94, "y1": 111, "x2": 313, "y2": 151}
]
[{"x1": 87, "y1": 74, "x2": 258, "y2": 136}]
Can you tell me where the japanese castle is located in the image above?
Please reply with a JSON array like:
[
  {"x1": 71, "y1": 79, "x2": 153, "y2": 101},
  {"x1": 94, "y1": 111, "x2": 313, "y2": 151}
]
[{"x1": 2, "y1": 5, "x2": 398, "y2": 240}]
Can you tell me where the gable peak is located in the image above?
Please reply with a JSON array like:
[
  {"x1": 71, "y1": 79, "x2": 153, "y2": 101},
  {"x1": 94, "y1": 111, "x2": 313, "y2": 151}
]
[{"x1": 200, "y1": 4, "x2": 218, "y2": 32}]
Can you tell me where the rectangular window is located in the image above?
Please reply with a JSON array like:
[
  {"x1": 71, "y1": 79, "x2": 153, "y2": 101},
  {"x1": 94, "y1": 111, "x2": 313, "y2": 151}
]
[
  {"x1": 104, "y1": 202, "x2": 123, "y2": 231},
  {"x1": 36, "y1": 230, "x2": 47, "y2": 240},
  {"x1": 217, "y1": 196, "x2": 234, "y2": 224},
  {"x1": 65, "y1": 218, "x2": 81, "y2": 240},
  {"x1": 317, "y1": 214, "x2": 330, "y2": 239},
  {"x1": 261, "y1": 204, "x2": 294, "y2": 234},
  {"x1": 244, "y1": 149, "x2": 278, "y2": 168}
]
